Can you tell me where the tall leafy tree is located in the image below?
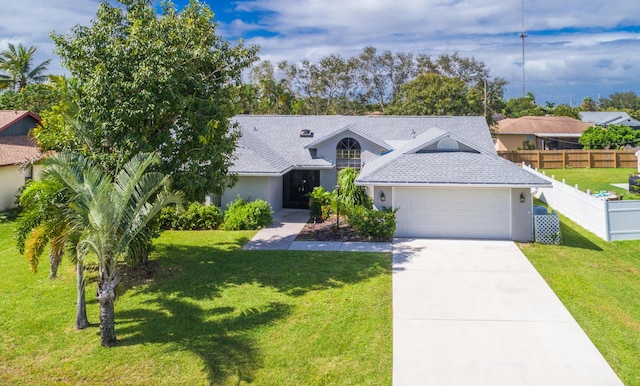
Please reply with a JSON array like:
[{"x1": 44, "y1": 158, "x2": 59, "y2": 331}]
[
  {"x1": 416, "y1": 52, "x2": 506, "y2": 121},
  {"x1": 356, "y1": 46, "x2": 415, "y2": 112},
  {"x1": 45, "y1": 151, "x2": 183, "y2": 347},
  {"x1": 51, "y1": 0, "x2": 258, "y2": 201},
  {"x1": 278, "y1": 55, "x2": 362, "y2": 115},
  {"x1": 579, "y1": 124, "x2": 640, "y2": 149},
  {"x1": 599, "y1": 91, "x2": 640, "y2": 111},
  {"x1": 580, "y1": 96, "x2": 597, "y2": 112},
  {"x1": 0, "y1": 43, "x2": 51, "y2": 92},
  {"x1": 241, "y1": 61, "x2": 299, "y2": 114},
  {"x1": 552, "y1": 104, "x2": 579, "y2": 119},
  {"x1": 503, "y1": 93, "x2": 544, "y2": 118},
  {"x1": 387, "y1": 73, "x2": 482, "y2": 116},
  {"x1": 0, "y1": 83, "x2": 61, "y2": 115},
  {"x1": 15, "y1": 177, "x2": 89, "y2": 329}
]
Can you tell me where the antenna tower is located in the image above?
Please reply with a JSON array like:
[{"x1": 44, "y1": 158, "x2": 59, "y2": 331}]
[{"x1": 519, "y1": 0, "x2": 527, "y2": 98}]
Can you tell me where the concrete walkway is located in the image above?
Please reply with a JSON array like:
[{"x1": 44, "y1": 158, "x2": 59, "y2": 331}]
[
  {"x1": 243, "y1": 209, "x2": 310, "y2": 250},
  {"x1": 392, "y1": 238, "x2": 623, "y2": 385},
  {"x1": 243, "y1": 209, "x2": 392, "y2": 252}
]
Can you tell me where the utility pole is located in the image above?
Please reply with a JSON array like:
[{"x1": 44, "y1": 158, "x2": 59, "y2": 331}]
[{"x1": 519, "y1": 0, "x2": 528, "y2": 98}]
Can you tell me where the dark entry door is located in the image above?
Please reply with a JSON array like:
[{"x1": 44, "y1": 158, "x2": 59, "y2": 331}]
[{"x1": 283, "y1": 170, "x2": 320, "y2": 209}]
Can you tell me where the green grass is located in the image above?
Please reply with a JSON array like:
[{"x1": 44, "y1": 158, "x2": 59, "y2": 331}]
[
  {"x1": 0, "y1": 222, "x2": 392, "y2": 385},
  {"x1": 541, "y1": 168, "x2": 640, "y2": 199},
  {"x1": 519, "y1": 213, "x2": 640, "y2": 385}
]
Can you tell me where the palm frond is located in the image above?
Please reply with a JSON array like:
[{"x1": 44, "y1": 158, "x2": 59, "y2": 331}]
[{"x1": 24, "y1": 225, "x2": 50, "y2": 272}]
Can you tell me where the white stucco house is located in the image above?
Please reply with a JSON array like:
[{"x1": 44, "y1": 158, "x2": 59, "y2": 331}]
[
  {"x1": 0, "y1": 111, "x2": 43, "y2": 211},
  {"x1": 223, "y1": 115, "x2": 551, "y2": 241}
]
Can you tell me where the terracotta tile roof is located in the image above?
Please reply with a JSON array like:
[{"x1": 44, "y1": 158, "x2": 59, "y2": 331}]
[
  {"x1": 495, "y1": 116, "x2": 591, "y2": 135},
  {"x1": 0, "y1": 135, "x2": 42, "y2": 166},
  {"x1": 0, "y1": 110, "x2": 42, "y2": 133}
]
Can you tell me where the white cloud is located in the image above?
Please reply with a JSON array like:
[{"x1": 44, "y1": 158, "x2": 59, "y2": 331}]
[
  {"x1": 227, "y1": 0, "x2": 640, "y2": 103},
  {"x1": 2, "y1": 0, "x2": 639, "y2": 104},
  {"x1": 0, "y1": 0, "x2": 99, "y2": 75}
]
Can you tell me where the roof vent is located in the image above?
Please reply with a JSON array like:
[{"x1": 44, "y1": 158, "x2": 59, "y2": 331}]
[{"x1": 299, "y1": 129, "x2": 314, "y2": 138}]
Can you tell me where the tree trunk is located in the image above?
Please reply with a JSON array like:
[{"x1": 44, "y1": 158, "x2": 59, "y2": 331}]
[
  {"x1": 48, "y1": 250, "x2": 60, "y2": 280},
  {"x1": 75, "y1": 260, "x2": 89, "y2": 329},
  {"x1": 97, "y1": 275, "x2": 119, "y2": 347}
]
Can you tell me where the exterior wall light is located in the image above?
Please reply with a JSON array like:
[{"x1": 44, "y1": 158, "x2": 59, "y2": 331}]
[
  {"x1": 520, "y1": 192, "x2": 525, "y2": 203},
  {"x1": 380, "y1": 191, "x2": 386, "y2": 202}
]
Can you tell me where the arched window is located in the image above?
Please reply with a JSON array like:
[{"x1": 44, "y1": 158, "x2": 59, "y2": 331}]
[
  {"x1": 336, "y1": 137, "x2": 361, "y2": 171},
  {"x1": 436, "y1": 137, "x2": 459, "y2": 150}
]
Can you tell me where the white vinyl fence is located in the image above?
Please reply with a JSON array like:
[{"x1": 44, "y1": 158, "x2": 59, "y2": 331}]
[{"x1": 523, "y1": 164, "x2": 640, "y2": 241}]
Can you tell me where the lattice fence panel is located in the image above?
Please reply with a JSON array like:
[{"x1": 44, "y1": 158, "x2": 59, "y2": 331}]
[{"x1": 534, "y1": 215, "x2": 561, "y2": 244}]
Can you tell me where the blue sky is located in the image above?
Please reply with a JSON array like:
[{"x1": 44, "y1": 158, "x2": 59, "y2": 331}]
[{"x1": 2, "y1": 0, "x2": 640, "y2": 106}]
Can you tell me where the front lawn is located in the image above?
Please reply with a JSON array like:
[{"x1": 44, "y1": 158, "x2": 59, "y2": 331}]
[
  {"x1": 519, "y1": 214, "x2": 640, "y2": 385},
  {"x1": 0, "y1": 222, "x2": 392, "y2": 385},
  {"x1": 541, "y1": 168, "x2": 640, "y2": 199}
]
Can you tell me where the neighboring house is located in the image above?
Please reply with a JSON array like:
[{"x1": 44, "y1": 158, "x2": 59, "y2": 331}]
[
  {"x1": 0, "y1": 110, "x2": 42, "y2": 211},
  {"x1": 494, "y1": 116, "x2": 592, "y2": 151},
  {"x1": 579, "y1": 111, "x2": 640, "y2": 129},
  {"x1": 225, "y1": 115, "x2": 550, "y2": 241}
]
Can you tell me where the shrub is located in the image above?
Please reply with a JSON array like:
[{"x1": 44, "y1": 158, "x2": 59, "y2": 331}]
[
  {"x1": 335, "y1": 168, "x2": 372, "y2": 215},
  {"x1": 221, "y1": 197, "x2": 273, "y2": 230},
  {"x1": 307, "y1": 186, "x2": 333, "y2": 222},
  {"x1": 348, "y1": 206, "x2": 398, "y2": 241},
  {"x1": 158, "y1": 202, "x2": 223, "y2": 230}
]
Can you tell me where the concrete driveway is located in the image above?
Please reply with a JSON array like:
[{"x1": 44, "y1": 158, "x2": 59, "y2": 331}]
[{"x1": 392, "y1": 238, "x2": 623, "y2": 385}]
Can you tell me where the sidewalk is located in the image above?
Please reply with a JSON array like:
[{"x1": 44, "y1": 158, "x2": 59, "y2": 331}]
[
  {"x1": 243, "y1": 209, "x2": 309, "y2": 250},
  {"x1": 243, "y1": 209, "x2": 392, "y2": 252}
]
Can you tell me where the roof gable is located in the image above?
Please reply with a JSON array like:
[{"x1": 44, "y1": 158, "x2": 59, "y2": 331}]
[
  {"x1": 357, "y1": 152, "x2": 550, "y2": 187},
  {"x1": 0, "y1": 110, "x2": 41, "y2": 135},
  {"x1": 303, "y1": 124, "x2": 389, "y2": 149}
]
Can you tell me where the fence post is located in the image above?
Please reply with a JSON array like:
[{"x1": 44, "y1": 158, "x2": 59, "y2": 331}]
[
  {"x1": 614, "y1": 151, "x2": 618, "y2": 169},
  {"x1": 562, "y1": 151, "x2": 566, "y2": 169},
  {"x1": 537, "y1": 151, "x2": 541, "y2": 169},
  {"x1": 588, "y1": 151, "x2": 592, "y2": 168}
]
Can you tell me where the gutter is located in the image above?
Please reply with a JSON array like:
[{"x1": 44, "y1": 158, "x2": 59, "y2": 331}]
[{"x1": 355, "y1": 181, "x2": 552, "y2": 188}]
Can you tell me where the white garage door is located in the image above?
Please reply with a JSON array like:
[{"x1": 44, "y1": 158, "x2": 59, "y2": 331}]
[{"x1": 394, "y1": 187, "x2": 511, "y2": 239}]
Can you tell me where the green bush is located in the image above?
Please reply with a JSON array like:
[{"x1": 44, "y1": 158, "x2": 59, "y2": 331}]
[
  {"x1": 158, "y1": 202, "x2": 223, "y2": 230},
  {"x1": 348, "y1": 206, "x2": 398, "y2": 241},
  {"x1": 221, "y1": 197, "x2": 273, "y2": 230},
  {"x1": 335, "y1": 168, "x2": 372, "y2": 216},
  {"x1": 307, "y1": 186, "x2": 333, "y2": 222}
]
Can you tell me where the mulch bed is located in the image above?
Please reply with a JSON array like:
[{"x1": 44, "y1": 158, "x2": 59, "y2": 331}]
[{"x1": 295, "y1": 214, "x2": 372, "y2": 242}]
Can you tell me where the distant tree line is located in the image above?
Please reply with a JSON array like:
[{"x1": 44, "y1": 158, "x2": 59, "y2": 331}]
[
  {"x1": 237, "y1": 47, "x2": 507, "y2": 122},
  {"x1": 503, "y1": 91, "x2": 640, "y2": 121}
]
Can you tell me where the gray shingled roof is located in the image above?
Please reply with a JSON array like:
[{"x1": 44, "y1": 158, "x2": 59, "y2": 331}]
[
  {"x1": 230, "y1": 115, "x2": 496, "y2": 176},
  {"x1": 579, "y1": 111, "x2": 640, "y2": 127},
  {"x1": 357, "y1": 152, "x2": 550, "y2": 186}
]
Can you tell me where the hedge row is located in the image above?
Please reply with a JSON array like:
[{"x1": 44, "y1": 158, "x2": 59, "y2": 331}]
[{"x1": 158, "y1": 197, "x2": 272, "y2": 231}]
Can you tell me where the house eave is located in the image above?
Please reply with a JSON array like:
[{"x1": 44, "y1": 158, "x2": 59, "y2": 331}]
[
  {"x1": 356, "y1": 181, "x2": 552, "y2": 188},
  {"x1": 233, "y1": 163, "x2": 333, "y2": 177}
]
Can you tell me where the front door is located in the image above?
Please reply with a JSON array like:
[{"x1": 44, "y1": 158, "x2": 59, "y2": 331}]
[{"x1": 283, "y1": 170, "x2": 320, "y2": 209}]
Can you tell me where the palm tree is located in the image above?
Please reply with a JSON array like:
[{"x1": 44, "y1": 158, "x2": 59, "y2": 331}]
[
  {"x1": 45, "y1": 151, "x2": 183, "y2": 347},
  {"x1": 0, "y1": 43, "x2": 51, "y2": 91},
  {"x1": 15, "y1": 177, "x2": 90, "y2": 329}
]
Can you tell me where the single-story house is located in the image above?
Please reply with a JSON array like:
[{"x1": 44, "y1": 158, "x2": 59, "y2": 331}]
[
  {"x1": 494, "y1": 116, "x2": 592, "y2": 151},
  {"x1": 579, "y1": 111, "x2": 640, "y2": 129},
  {"x1": 225, "y1": 115, "x2": 550, "y2": 241},
  {"x1": 0, "y1": 110, "x2": 42, "y2": 211}
]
